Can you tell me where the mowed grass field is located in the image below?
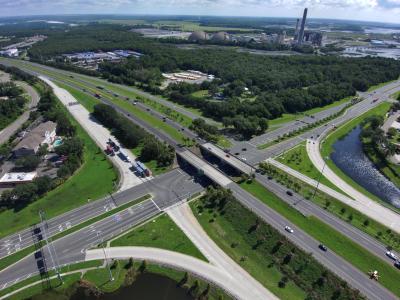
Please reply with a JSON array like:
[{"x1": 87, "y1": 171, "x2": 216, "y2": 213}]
[
  {"x1": 111, "y1": 213, "x2": 206, "y2": 260},
  {"x1": 0, "y1": 85, "x2": 118, "y2": 238}
]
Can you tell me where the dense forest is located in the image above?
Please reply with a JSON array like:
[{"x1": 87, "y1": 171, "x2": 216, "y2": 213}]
[
  {"x1": 0, "y1": 82, "x2": 26, "y2": 130},
  {"x1": 27, "y1": 24, "x2": 400, "y2": 136}
]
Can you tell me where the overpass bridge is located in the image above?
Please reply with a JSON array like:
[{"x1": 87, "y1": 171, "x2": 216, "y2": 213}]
[{"x1": 200, "y1": 143, "x2": 255, "y2": 176}]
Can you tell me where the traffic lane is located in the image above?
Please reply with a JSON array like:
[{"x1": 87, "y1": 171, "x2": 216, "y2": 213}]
[
  {"x1": 255, "y1": 174, "x2": 397, "y2": 266},
  {"x1": 0, "y1": 168, "x2": 185, "y2": 260},
  {"x1": 45, "y1": 75, "x2": 198, "y2": 141},
  {"x1": 228, "y1": 183, "x2": 397, "y2": 300},
  {"x1": 0, "y1": 200, "x2": 160, "y2": 289}
]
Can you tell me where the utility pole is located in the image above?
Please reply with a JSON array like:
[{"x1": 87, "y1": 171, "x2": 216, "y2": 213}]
[
  {"x1": 311, "y1": 159, "x2": 327, "y2": 200},
  {"x1": 97, "y1": 232, "x2": 114, "y2": 282},
  {"x1": 39, "y1": 210, "x2": 63, "y2": 284}
]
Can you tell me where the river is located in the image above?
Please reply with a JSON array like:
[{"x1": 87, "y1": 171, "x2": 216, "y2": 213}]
[
  {"x1": 330, "y1": 126, "x2": 400, "y2": 208},
  {"x1": 70, "y1": 273, "x2": 194, "y2": 300}
]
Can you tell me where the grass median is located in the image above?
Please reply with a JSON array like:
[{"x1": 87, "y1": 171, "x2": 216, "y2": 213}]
[
  {"x1": 276, "y1": 142, "x2": 345, "y2": 194},
  {"x1": 240, "y1": 180, "x2": 400, "y2": 297},
  {"x1": 261, "y1": 162, "x2": 400, "y2": 252},
  {"x1": 111, "y1": 213, "x2": 206, "y2": 261}
]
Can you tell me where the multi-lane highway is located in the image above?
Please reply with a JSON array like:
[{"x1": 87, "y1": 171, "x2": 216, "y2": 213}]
[
  {"x1": 1, "y1": 58, "x2": 400, "y2": 299},
  {"x1": 0, "y1": 168, "x2": 203, "y2": 260}
]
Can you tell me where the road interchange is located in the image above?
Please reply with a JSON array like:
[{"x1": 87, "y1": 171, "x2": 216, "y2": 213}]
[{"x1": 0, "y1": 58, "x2": 400, "y2": 299}]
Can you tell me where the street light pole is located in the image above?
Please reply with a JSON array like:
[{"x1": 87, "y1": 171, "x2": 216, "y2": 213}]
[
  {"x1": 97, "y1": 232, "x2": 114, "y2": 282},
  {"x1": 311, "y1": 159, "x2": 327, "y2": 200}
]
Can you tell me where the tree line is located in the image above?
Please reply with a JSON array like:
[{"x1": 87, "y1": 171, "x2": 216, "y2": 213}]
[
  {"x1": 199, "y1": 186, "x2": 365, "y2": 299},
  {"x1": 93, "y1": 103, "x2": 175, "y2": 167},
  {"x1": 0, "y1": 82, "x2": 82, "y2": 210},
  {"x1": 0, "y1": 82, "x2": 26, "y2": 130}
]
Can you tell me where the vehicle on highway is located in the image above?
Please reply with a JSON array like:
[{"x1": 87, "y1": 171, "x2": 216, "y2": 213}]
[
  {"x1": 241, "y1": 157, "x2": 247, "y2": 161},
  {"x1": 69, "y1": 75, "x2": 74, "y2": 78},
  {"x1": 386, "y1": 251, "x2": 397, "y2": 260},
  {"x1": 96, "y1": 86, "x2": 104, "y2": 90},
  {"x1": 286, "y1": 190, "x2": 293, "y2": 196},
  {"x1": 395, "y1": 260, "x2": 400, "y2": 269},
  {"x1": 133, "y1": 102, "x2": 137, "y2": 105},
  {"x1": 319, "y1": 244, "x2": 328, "y2": 251},
  {"x1": 94, "y1": 93, "x2": 101, "y2": 99},
  {"x1": 284, "y1": 226, "x2": 293, "y2": 233}
]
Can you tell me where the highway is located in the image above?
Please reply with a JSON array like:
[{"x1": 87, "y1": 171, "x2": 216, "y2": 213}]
[
  {"x1": 0, "y1": 168, "x2": 203, "y2": 260},
  {"x1": 229, "y1": 79, "x2": 400, "y2": 165},
  {"x1": 1, "y1": 59, "x2": 399, "y2": 298}
]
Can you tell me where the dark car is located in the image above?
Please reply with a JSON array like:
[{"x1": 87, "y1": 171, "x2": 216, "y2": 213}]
[
  {"x1": 395, "y1": 260, "x2": 400, "y2": 269},
  {"x1": 34, "y1": 251, "x2": 43, "y2": 259},
  {"x1": 242, "y1": 148, "x2": 247, "y2": 151},
  {"x1": 319, "y1": 244, "x2": 328, "y2": 252},
  {"x1": 286, "y1": 190, "x2": 293, "y2": 196}
]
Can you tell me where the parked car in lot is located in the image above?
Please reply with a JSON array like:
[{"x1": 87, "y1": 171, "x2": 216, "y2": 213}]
[
  {"x1": 284, "y1": 226, "x2": 293, "y2": 233},
  {"x1": 386, "y1": 251, "x2": 397, "y2": 260},
  {"x1": 319, "y1": 244, "x2": 328, "y2": 252}
]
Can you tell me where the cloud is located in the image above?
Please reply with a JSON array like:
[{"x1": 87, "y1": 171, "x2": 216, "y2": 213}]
[{"x1": 0, "y1": 0, "x2": 398, "y2": 23}]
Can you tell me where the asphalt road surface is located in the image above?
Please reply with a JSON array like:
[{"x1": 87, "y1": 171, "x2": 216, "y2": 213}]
[
  {"x1": 0, "y1": 168, "x2": 202, "y2": 260},
  {"x1": 255, "y1": 170, "x2": 400, "y2": 267},
  {"x1": 228, "y1": 181, "x2": 397, "y2": 300}
]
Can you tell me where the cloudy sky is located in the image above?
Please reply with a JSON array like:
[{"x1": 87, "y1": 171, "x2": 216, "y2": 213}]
[{"x1": 0, "y1": 0, "x2": 399, "y2": 23}]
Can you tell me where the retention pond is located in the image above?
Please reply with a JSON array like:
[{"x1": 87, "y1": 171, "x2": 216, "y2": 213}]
[
  {"x1": 70, "y1": 273, "x2": 194, "y2": 300},
  {"x1": 331, "y1": 126, "x2": 400, "y2": 208}
]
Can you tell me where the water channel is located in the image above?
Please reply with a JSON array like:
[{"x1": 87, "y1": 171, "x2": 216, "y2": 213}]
[
  {"x1": 330, "y1": 126, "x2": 400, "y2": 208},
  {"x1": 70, "y1": 273, "x2": 194, "y2": 300}
]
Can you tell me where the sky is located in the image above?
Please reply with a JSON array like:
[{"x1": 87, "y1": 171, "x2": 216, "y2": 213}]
[{"x1": 0, "y1": 0, "x2": 399, "y2": 24}]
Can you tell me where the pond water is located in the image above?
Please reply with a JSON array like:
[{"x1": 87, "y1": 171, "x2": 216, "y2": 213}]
[
  {"x1": 70, "y1": 273, "x2": 194, "y2": 300},
  {"x1": 330, "y1": 126, "x2": 400, "y2": 208}
]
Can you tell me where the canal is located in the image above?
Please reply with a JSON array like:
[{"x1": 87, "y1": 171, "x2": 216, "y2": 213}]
[
  {"x1": 70, "y1": 273, "x2": 194, "y2": 300},
  {"x1": 330, "y1": 126, "x2": 400, "y2": 208}
]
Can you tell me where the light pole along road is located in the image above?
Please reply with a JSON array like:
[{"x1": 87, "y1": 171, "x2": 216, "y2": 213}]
[{"x1": 0, "y1": 58, "x2": 399, "y2": 299}]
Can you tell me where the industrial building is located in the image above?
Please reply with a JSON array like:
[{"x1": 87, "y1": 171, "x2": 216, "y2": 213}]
[
  {"x1": 188, "y1": 31, "x2": 209, "y2": 42},
  {"x1": 0, "y1": 172, "x2": 37, "y2": 187}
]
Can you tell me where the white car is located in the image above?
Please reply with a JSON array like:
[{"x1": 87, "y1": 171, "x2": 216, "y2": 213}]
[
  {"x1": 386, "y1": 251, "x2": 397, "y2": 260},
  {"x1": 284, "y1": 226, "x2": 294, "y2": 233}
]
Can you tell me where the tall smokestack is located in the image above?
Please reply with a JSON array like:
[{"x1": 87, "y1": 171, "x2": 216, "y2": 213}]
[
  {"x1": 297, "y1": 8, "x2": 308, "y2": 44},
  {"x1": 294, "y1": 18, "x2": 300, "y2": 40}
]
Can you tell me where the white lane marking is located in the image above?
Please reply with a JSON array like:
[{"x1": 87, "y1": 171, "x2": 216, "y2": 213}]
[{"x1": 151, "y1": 199, "x2": 162, "y2": 211}]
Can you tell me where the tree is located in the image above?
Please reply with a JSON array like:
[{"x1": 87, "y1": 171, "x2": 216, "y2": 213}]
[
  {"x1": 15, "y1": 155, "x2": 41, "y2": 171},
  {"x1": 364, "y1": 219, "x2": 370, "y2": 227},
  {"x1": 387, "y1": 127, "x2": 397, "y2": 139}
]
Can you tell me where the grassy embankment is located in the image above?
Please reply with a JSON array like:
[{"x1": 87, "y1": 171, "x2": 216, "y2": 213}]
[
  {"x1": 111, "y1": 213, "x2": 206, "y2": 260},
  {"x1": 260, "y1": 162, "x2": 400, "y2": 253},
  {"x1": 321, "y1": 102, "x2": 393, "y2": 205},
  {"x1": 276, "y1": 141, "x2": 344, "y2": 193},
  {"x1": 240, "y1": 180, "x2": 400, "y2": 297},
  {"x1": 191, "y1": 191, "x2": 372, "y2": 300},
  {"x1": 0, "y1": 84, "x2": 118, "y2": 239}
]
